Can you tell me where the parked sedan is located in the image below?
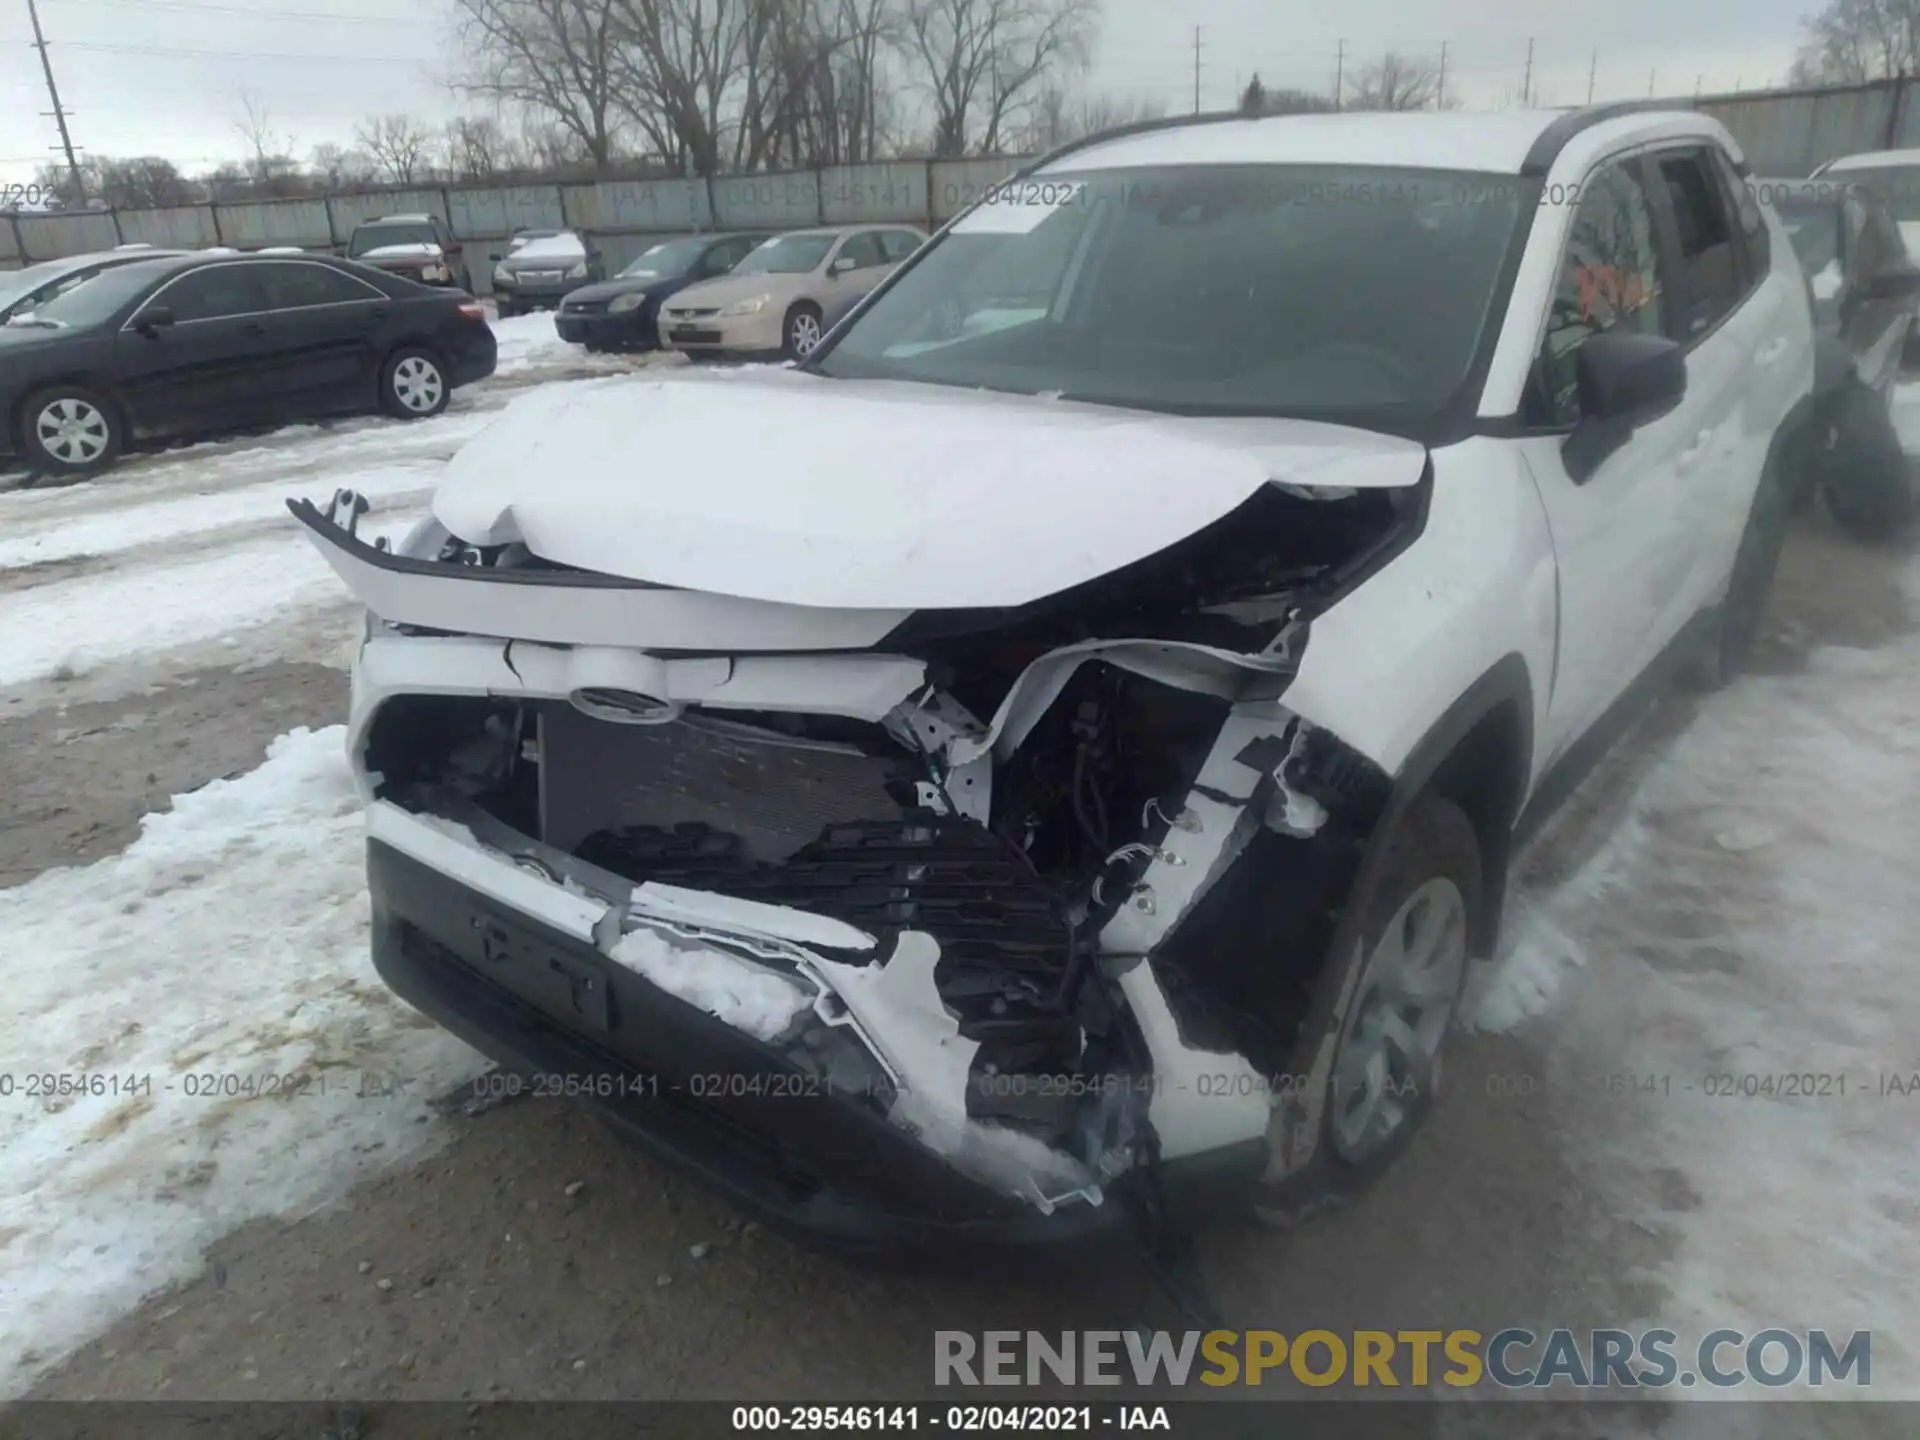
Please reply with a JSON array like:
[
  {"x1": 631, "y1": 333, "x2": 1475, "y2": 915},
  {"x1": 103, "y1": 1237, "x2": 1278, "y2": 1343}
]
[
  {"x1": 0, "y1": 252, "x2": 496, "y2": 478},
  {"x1": 657, "y1": 224, "x2": 926, "y2": 358},
  {"x1": 556, "y1": 232, "x2": 771, "y2": 351},
  {"x1": 491, "y1": 230, "x2": 603, "y2": 317},
  {"x1": 0, "y1": 246, "x2": 189, "y2": 324}
]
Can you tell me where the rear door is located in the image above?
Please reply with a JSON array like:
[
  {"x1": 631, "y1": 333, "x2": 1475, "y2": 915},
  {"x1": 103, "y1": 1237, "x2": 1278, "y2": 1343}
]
[
  {"x1": 1512, "y1": 156, "x2": 1695, "y2": 767},
  {"x1": 249, "y1": 261, "x2": 391, "y2": 419},
  {"x1": 1648, "y1": 145, "x2": 1794, "y2": 624},
  {"x1": 114, "y1": 264, "x2": 276, "y2": 436}
]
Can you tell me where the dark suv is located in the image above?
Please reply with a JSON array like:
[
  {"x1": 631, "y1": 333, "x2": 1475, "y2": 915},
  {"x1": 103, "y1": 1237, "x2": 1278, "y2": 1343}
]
[
  {"x1": 1762, "y1": 176, "x2": 1920, "y2": 535},
  {"x1": 346, "y1": 215, "x2": 465, "y2": 290}
]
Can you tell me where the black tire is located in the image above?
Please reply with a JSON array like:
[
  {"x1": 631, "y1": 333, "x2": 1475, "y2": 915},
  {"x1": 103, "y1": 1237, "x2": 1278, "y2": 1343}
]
[
  {"x1": 17, "y1": 384, "x2": 123, "y2": 478},
  {"x1": 783, "y1": 302, "x2": 824, "y2": 360},
  {"x1": 1254, "y1": 794, "x2": 1481, "y2": 1228},
  {"x1": 379, "y1": 346, "x2": 450, "y2": 421},
  {"x1": 1818, "y1": 383, "x2": 1915, "y2": 540},
  {"x1": 1683, "y1": 448, "x2": 1795, "y2": 691}
]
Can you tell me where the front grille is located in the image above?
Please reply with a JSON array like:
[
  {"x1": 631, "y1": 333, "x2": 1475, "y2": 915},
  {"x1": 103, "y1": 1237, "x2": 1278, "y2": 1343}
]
[{"x1": 668, "y1": 306, "x2": 721, "y2": 319}]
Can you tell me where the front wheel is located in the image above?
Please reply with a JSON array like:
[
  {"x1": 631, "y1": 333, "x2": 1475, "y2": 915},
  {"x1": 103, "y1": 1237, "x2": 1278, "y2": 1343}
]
[
  {"x1": 379, "y1": 347, "x2": 449, "y2": 420},
  {"x1": 1255, "y1": 793, "x2": 1480, "y2": 1227},
  {"x1": 19, "y1": 385, "x2": 123, "y2": 478},
  {"x1": 783, "y1": 303, "x2": 824, "y2": 359}
]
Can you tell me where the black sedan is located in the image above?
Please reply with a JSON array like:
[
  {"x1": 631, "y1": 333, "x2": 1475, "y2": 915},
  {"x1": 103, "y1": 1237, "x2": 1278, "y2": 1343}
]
[
  {"x1": 1764, "y1": 176, "x2": 1920, "y2": 534},
  {"x1": 0, "y1": 252, "x2": 497, "y2": 478},
  {"x1": 555, "y1": 232, "x2": 770, "y2": 351}
]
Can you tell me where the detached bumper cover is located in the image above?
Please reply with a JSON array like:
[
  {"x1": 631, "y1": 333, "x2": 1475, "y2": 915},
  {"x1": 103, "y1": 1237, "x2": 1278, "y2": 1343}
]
[{"x1": 367, "y1": 821, "x2": 1263, "y2": 1258}]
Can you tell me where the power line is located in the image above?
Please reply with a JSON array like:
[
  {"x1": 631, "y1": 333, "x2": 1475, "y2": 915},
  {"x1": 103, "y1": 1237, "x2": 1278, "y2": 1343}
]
[
  {"x1": 58, "y1": 38, "x2": 433, "y2": 62},
  {"x1": 26, "y1": 0, "x2": 85, "y2": 200},
  {"x1": 43, "y1": 0, "x2": 435, "y2": 19}
]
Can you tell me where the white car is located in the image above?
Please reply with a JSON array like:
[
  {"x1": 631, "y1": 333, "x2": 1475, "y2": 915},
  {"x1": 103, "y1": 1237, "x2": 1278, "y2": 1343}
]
[
  {"x1": 656, "y1": 224, "x2": 926, "y2": 358},
  {"x1": 294, "y1": 104, "x2": 1812, "y2": 1256},
  {"x1": 1809, "y1": 147, "x2": 1920, "y2": 256}
]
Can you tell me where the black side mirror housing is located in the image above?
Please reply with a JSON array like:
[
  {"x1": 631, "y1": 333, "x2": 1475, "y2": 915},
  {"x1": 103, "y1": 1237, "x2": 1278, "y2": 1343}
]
[
  {"x1": 1561, "y1": 330, "x2": 1687, "y2": 483},
  {"x1": 136, "y1": 305, "x2": 176, "y2": 334}
]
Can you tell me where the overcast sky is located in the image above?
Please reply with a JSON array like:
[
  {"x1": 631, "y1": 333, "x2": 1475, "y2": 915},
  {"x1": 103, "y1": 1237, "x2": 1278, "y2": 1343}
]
[{"x1": 0, "y1": 0, "x2": 1810, "y2": 188}]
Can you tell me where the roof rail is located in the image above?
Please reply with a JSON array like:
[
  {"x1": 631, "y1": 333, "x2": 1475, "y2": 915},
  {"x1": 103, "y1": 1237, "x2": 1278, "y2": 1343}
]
[
  {"x1": 1009, "y1": 107, "x2": 1254, "y2": 179},
  {"x1": 1518, "y1": 99, "x2": 1712, "y2": 175}
]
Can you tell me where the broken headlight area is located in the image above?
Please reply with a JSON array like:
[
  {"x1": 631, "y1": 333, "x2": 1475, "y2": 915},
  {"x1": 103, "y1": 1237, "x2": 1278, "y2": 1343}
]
[{"x1": 364, "y1": 657, "x2": 1246, "y2": 1208}]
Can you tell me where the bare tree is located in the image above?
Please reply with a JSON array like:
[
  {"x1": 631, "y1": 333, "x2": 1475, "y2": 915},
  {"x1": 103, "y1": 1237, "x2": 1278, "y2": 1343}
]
[
  {"x1": 1350, "y1": 51, "x2": 1444, "y2": 111},
  {"x1": 1792, "y1": 0, "x2": 1920, "y2": 82},
  {"x1": 309, "y1": 142, "x2": 379, "y2": 189},
  {"x1": 902, "y1": 0, "x2": 1099, "y2": 157},
  {"x1": 234, "y1": 91, "x2": 306, "y2": 194},
  {"x1": 356, "y1": 114, "x2": 438, "y2": 184},
  {"x1": 444, "y1": 115, "x2": 524, "y2": 179},
  {"x1": 454, "y1": 0, "x2": 625, "y2": 169}
]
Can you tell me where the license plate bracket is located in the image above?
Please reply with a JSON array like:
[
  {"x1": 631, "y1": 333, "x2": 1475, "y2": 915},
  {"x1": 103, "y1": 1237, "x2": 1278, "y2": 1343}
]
[{"x1": 470, "y1": 910, "x2": 612, "y2": 1032}]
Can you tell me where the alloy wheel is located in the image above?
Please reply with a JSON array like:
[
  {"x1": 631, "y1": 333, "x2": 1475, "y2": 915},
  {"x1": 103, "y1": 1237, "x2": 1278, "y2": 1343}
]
[
  {"x1": 1328, "y1": 876, "x2": 1469, "y2": 1164},
  {"x1": 35, "y1": 397, "x2": 111, "y2": 465},
  {"x1": 789, "y1": 311, "x2": 823, "y2": 356}
]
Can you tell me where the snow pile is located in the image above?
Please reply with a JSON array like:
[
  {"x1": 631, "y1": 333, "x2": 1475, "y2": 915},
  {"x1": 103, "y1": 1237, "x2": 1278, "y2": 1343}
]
[
  {"x1": 506, "y1": 233, "x2": 586, "y2": 264},
  {"x1": 608, "y1": 925, "x2": 811, "y2": 1042},
  {"x1": 490, "y1": 312, "x2": 574, "y2": 375},
  {"x1": 0, "y1": 726, "x2": 484, "y2": 1397}
]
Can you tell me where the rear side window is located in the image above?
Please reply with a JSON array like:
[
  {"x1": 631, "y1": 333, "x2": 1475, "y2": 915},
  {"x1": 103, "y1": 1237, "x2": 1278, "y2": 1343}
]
[
  {"x1": 154, "y1": 265, "x2": 268, "y2": 322},
  {"x1": 1711, "y1": 149, "x2": 1768, "y2": 279},
  {"x1": 880, "y1": 230, "x2": 922, "y2": 261},
  {"x1": 257, "y1": 262, "x2": 381, "y2": 309},
  {"x1": 1658, "y1": 152, "x2": 1743, "y2": 337},
  {"x1": 1529, "y1": 163, "x2": 1668, "y2": 427}
]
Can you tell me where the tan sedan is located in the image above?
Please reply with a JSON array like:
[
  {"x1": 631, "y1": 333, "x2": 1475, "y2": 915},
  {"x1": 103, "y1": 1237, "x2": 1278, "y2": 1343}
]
[{"x1": 657, "y1": 224, "x2": 927, "y2": 359}]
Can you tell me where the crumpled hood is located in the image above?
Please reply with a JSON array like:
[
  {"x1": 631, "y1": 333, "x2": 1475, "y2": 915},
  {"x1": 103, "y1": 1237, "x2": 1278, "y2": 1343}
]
[{"x1": 431, "y1": 369, "x2": 1428, "y2": 611}]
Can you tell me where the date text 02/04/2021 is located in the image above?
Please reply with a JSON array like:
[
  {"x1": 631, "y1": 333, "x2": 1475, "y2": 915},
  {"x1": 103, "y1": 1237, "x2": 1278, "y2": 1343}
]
[{"x1": 731, "y1": 1405, "x2": 1169, "y2": 1432}]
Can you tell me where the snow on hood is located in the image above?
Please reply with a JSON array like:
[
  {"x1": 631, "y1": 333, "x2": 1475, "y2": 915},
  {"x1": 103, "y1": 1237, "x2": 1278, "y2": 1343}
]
[
  {"x1": 360, "y1": 242, "x2": 443, "y2": 261},
  {"x1": 504, "y1": 233, "x2": 586, "y2": 264},
  {"x1": 431, "y1": 369, "x2": 1428, "y2": 611}
]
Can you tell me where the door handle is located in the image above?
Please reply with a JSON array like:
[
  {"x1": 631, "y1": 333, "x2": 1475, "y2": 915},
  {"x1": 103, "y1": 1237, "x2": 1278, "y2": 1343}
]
[{"x1": 370, "y1": 304, "x2": 390, "y2": 319}]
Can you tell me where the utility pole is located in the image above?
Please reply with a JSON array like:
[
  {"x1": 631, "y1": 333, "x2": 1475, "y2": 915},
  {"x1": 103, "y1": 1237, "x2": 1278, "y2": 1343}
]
[
  {"x1": 1334, "y1": 38, "x2": 1346, "y2": 111},
  {"x1": 1437, "y1": 42, "x2": 1448, "y2": 109},
  {"x1": 1522, "y1": 37, "x2": 1535, "y2": 107},
  {"x1": 1694, "y1": 74, "x2": 1703, "y2": 97},
  {"x1": 26, "y1": 0, "x2": 84, "y2": 202},
  {"x1": 1192, "y1": 26, "x2": 1202, "y2": 115},
  {"x1": 1648, "y1": 67, "x2": 1657, "y2": 97},
  {"x1": 1587, "y1": 50, "x2": 1597, "y2": 104}
]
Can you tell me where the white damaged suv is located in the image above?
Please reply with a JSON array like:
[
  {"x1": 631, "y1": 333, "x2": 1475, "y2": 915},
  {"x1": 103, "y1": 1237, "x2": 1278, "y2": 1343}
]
[{"x1": 294, "y1": 104, "x2": 1812, "y2": 1254}]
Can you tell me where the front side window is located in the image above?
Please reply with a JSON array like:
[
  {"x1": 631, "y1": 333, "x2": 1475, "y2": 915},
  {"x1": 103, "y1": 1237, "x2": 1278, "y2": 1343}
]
[
  {"x1": 1823, "y1": 164, "x2": 1920, "y2": 223},
  {"x1": 879, "y1": 230, "x2": 922, "y2": 261},
  {"x1": 1658, "y1": 152, "x2": 1742, "y2": 336},
  {"x1": 812, "y1": 164, "x2": 1530, "y2": 427},
  {"x1": 1529, "y1": 163, "x2": 1668, "y2": 427},
  {"x1": 837, "y1": 232, "x2": 886, "y2": 269}
]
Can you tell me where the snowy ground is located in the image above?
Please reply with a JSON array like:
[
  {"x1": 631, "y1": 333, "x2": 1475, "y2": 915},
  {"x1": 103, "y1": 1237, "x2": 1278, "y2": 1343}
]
[
  {"x1": 0, "y1": 317, "x2": 648, "y2": 1394},
  {"x1": 0, "y1": 351, "x2": 1916, "y2": 1408}
]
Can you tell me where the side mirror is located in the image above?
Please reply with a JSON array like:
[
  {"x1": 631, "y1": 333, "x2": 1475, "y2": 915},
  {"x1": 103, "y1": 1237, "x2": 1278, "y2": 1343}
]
[
  {"x1": 1859, "y1": 265, "x2": 1920, "y2": 301},
  {"x1": 828, "y1": 255, "x2": 856, "y2": 276},
  {"x1": 136, "y1": 305, "x2": 176, "y2": 334},
  {"x1": 1561, "y1": 331, "x2": 1686, "y2": 482}
]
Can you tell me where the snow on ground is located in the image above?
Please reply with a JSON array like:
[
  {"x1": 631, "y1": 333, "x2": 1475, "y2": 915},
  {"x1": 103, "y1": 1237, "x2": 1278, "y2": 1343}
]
[
  {"x1": 1466, "y1": 397, "x2": 1920, "y2": 1398},
  {"x1": 0, "y1": 726, "x2": 484, "y2": 1397}
]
